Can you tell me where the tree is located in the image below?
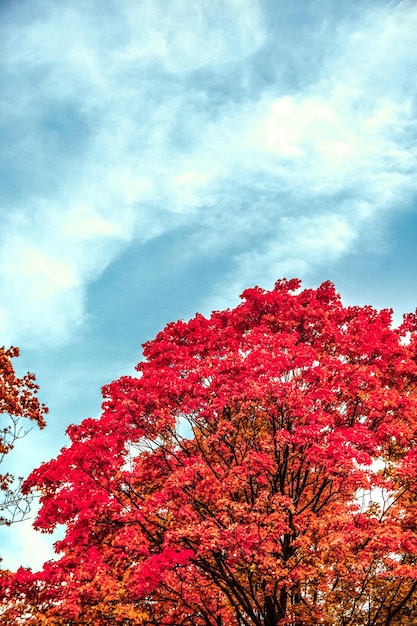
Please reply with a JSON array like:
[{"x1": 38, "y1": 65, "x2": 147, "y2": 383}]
[
  {"x1": 0, "y1": 346, "x2": 47, "y2": 527},
  {"x1": 3, "y1": 279, "x2": 417, "y2": 624}
]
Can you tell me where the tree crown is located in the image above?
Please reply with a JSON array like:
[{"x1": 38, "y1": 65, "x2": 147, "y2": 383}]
[{"x1": 3, "y1": 279, "x2": 417, "y2": 625}]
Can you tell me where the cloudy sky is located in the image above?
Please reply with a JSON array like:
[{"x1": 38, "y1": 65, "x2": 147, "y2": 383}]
[{"x1": 1, "y1": 0, "x2": 417, "y2": 570}]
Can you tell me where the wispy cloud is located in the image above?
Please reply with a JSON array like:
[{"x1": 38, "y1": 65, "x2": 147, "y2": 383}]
[{"x1": 1, "y1": 1, "x2": 416, "y2": 347}]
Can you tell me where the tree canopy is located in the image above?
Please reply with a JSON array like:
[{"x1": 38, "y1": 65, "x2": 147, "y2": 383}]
[
  {"x1": 0, "y1": 346, "x2": 47, "y2": 528},
  {"x1": 3, "y1": 279, "x2": 417, "y2": 624}
]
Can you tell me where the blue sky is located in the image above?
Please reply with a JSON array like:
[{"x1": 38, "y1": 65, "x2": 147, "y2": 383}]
[{"x1": 1, "y1": 0, "x2": 417, "y2": 570}]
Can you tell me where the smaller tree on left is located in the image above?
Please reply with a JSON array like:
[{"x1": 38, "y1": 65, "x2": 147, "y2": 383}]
[{"x1": 0, "y1": 346, "x2": 47, "y2": 528}]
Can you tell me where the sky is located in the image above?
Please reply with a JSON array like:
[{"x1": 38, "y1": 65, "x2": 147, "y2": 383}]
[{"x1": 1, "y1": 0, "x2": 417, "y2": 571}]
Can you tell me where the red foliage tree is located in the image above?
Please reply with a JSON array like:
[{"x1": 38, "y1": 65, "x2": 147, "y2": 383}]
[
  {"x1": 0, "y1": 346, "x2": 47, "y2": 527},
  {"x1": 3, "y1": 280, "x2": 417, "y2": 624}
]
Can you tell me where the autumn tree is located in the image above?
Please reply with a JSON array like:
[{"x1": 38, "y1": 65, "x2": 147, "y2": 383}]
[
  {"x1": 0, "y1": 346, "x2": 47, "y2": 527},
  {"x1": 3, "y1": 279, "x2": 417, "y2": 624}
]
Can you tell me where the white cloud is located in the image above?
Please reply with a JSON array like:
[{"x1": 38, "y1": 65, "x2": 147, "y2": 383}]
[
  {"x1": 0, "y1": 201, "x2": 135, "y2": 346},
  {"x1": 201, "y1": 212, "x2": 358, "y2": 314},
  {"x1": 1, "y1": 1, "x2": 417, "y2": 348},
  {"x1": 118, "y1": 0, "x2": 265, "y2": 71}
]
